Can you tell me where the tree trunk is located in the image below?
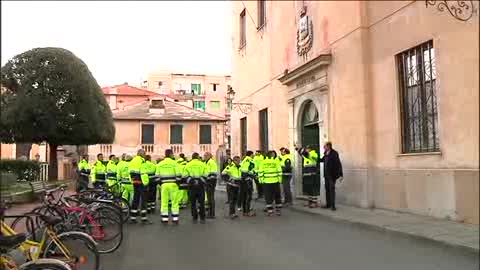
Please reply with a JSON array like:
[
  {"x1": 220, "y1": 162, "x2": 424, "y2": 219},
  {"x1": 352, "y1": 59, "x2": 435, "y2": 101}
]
[
  {"x1": 48, "y1": 144, "x2": 58, "y2": 180},
  {"x1": 16, "y1": 143, "x2": 32, "y2": 159}
]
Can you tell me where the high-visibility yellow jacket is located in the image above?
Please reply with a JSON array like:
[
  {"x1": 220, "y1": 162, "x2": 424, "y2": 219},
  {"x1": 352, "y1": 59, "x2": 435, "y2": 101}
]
[
  {"x1": 222, "y1": 163, "x2": 242, "y2": 186},
  {"x1": 116, "y1": 160, "x2": 130, "y2": 182},
  {"x1": 240, "y1": 156, "x2": 255, "y2": 176},
  {"x1": 205, "y1": 158, "x2": 218, "y2": 178},
  {"x1": 78, "y1": 159, "x2": 91, "y2": 173},
  {"x1": 252, "y1": 155, "x2": 264, "y2": 173},
  {"x1": 91, "y1": 160, "x2": 106, "y2": 183},
  {"x1": 129, "y1": 155, "x2": 149, "y2": 186},
  {"x1": 106, "y1": 160, "x2": 117, "y2": 180},
  {"x1": 183, "y1": 159, "x2": 208, "y2": 184},
  {"x1": 258, "y1": 157, "x2": 282, "y2": 184},
  {"x1": 156, "y1": 157, "x2": 181, "y2": 184}
]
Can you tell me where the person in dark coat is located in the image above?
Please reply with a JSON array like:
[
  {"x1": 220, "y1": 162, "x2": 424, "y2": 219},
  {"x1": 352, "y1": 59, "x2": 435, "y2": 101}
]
[{"x1": 319, "y1": 142, "x2": 343, "y2": 211}]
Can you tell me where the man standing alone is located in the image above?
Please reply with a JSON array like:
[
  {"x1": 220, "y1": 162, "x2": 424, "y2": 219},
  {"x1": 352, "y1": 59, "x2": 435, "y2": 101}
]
[{"x1": 319, "y1": 142, "x2": 343, "y2": 211}]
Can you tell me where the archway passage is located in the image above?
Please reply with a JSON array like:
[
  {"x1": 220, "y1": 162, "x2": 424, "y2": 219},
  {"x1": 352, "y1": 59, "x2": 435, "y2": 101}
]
[{"x1": 301, "y1": 100, "x2": 320, "y2": 152}]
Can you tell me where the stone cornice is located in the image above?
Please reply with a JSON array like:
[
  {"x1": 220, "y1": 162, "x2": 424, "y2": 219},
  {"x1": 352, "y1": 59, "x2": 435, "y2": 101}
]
[{"x1": 278, "y1": 54, "x2": 332, "y2": 85}]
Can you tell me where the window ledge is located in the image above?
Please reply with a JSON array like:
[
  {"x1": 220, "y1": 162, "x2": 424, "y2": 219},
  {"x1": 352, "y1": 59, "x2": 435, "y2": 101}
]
[{"x1": 397, "y1": 151, "x2": 442, "y2": 157}]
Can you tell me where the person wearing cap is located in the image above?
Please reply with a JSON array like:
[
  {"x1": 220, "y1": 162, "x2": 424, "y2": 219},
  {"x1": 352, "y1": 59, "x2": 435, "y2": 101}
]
[{"x1": 144, "y1": 155, "x2": 158, "y2": 214}]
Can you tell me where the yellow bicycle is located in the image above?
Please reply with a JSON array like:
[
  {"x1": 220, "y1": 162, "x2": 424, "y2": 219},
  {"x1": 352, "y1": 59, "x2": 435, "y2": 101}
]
[
  {"x1": 1, "y1": 233, "x2": 73, "y2": 270},
  {"x1": 1, "y1": 213, "x2": 99, "y2": 270}
]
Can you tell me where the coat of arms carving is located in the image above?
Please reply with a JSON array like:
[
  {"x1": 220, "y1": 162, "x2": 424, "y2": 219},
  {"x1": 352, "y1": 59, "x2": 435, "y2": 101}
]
[{"x1": 297, "y1": 6, "x2": 313, "y2": 56}]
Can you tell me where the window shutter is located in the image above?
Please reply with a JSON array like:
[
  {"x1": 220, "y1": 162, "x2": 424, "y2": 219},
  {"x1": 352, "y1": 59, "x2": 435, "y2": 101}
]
[
  {"x1": 200, "y1": 125, "x2": 212, "y2": 144},
  {"x1": 170, "y1": 125, "x2": 183, "y2": 144},
  {"x1": 141, "y1": 124, "x2": 154, "y2": 144}
]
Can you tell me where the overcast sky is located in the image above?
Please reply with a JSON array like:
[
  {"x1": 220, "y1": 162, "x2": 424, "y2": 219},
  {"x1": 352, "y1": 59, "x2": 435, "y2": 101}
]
[{"x1": 1, "y1": 1, "x2": 232, "y2": 87}]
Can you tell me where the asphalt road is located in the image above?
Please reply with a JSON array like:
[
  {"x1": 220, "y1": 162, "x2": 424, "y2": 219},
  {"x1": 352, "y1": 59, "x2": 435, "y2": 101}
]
[{"x1": 102, "y1": 192, "x2": 479, "y2": 270}]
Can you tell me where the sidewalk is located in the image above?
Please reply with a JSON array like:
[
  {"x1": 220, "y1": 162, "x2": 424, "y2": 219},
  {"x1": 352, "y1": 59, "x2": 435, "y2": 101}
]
[{"x1": 290, "y1": 202, "x2": 479, "y2": 253}]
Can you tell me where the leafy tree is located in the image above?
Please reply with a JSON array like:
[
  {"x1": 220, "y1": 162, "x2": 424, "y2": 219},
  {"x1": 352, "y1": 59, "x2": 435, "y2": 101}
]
[{"x1": 1, "y1": 47, "x2": 115, "y2": 179}]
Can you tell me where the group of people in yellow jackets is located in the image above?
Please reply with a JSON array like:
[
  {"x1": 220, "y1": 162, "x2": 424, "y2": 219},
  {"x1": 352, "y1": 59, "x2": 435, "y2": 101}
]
[
  {"x1": 221, "y1": 148, "x2": 293, "y2": 219},
  {"x1": 76, "y1": 144, "x2": 327, "y2": 224},
  {"x1": 77, "y1": 149, "x2": 218, "y2": 225}
]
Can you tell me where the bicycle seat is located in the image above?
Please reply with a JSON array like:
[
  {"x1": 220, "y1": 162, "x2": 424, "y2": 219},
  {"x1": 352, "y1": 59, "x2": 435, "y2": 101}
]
[
  {"x1": 39, "y1": 215, "x2": 63, "y2": 226},
  {"x1": 0, "y1": 234, "x2": 26, "y2": 250}
]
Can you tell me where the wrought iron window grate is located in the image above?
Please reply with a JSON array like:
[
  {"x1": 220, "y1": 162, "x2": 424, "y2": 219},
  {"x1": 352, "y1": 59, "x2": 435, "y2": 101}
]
[{"x1": 397, "y1": 40, "x2": 439, "y2": 153}]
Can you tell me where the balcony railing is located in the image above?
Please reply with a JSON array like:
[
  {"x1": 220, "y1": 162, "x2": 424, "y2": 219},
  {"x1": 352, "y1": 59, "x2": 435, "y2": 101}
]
[
  {"x1": 171, "y1": 144, "x2": 183, "y2": 154},
  {"x1": 142, "y1": 144, "x2": 154, "y2": 154},
  {"x1": 100, "y1": 144, "x2": 112, "y2": 156},
  {"x1": 199, "y1": 144, "x2": 212, "y2": 153}
]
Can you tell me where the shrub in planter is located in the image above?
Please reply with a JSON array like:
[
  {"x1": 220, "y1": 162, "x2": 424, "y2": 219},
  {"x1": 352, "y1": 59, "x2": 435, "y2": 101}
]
[{"x1": 0, "y1": 159, "x2": 41, "y2": 182}]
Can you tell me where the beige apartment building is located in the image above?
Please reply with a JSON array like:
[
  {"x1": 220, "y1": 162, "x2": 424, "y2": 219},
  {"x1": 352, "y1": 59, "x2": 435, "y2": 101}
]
[
  {"x1": 143, "y1": 71, "x2": 231, "y2": 118},
  {"x1": 89, "y1": 96, "x2": 226, "y2": 160},
  {"x1": 230, "y1": 1, "x2": 479, "y2": 224}
]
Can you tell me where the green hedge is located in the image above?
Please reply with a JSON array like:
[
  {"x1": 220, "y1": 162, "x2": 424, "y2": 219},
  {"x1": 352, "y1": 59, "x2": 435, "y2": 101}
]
[{"x1": 0, "y1": 159, "x2": 41, "y2": 182}]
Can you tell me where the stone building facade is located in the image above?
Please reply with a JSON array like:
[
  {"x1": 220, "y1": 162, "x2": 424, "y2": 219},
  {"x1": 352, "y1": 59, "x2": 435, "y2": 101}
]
[
  {"x1": 230, "y1": 1, "x2": 479, "y2": 224},
  {"x1": 144, "y1": 71, "x2": 231, "y2": 118}
]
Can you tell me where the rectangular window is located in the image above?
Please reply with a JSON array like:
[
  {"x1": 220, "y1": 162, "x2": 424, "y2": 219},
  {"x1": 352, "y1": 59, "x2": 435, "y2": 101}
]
[
  {"x1": 258, "y1": 0, "x2": 266, "y2": 29},
  {"x1": 191, "y1": 83, "x2": 203, "y2": 95},
  {"x1": 212, "y1": 83, "x2": 218, "y2": 91},
  {"x1": 239, "y1": 9, "x2": 246, "y2": 48},
  {"x1": 210, "y1": 100, "x2": 220, "y2": 109},
  {"x1": 199, "y1": 125, "x2": 212, "y2": 144},
  {"x1": 158, "y1": 81, "x2": 163, "y2": 87},
  {"x1": 194, "y1": 101, "x2": 206, "y2": 111},
  {"x1": 141, "y1": 124, "x2": 154, "y2": 144},
  {"x1": 240, "y1": 117, "x2": 247, "y2": 157},
  {"x1": 259, "y1": 108, "x2": 269, "y2": 153},
  {"x1": 170, "y1": 125, "x2": 183, "y2": 144},
  {"x1": 397, "y1": 40, "x2": 439, "y2": 153}
]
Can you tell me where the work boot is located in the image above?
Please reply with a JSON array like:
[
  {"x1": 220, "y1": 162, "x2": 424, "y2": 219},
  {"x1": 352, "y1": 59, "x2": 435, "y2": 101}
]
[
  {"x1": 275, "y1": 210, "x2": 282, "y2": 216},
  {"x1": 230, "y1": 214, "x2": 238, "y2": 220}
]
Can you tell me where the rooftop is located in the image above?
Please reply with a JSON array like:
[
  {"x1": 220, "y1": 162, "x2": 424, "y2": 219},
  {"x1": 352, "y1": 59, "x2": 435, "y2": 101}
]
[
  {"x1": 113, "y1": 99, "x2": 225, "y2": 122},
  {"x1": 102, "y1": 83, "x2": 158, "y2": 96}
]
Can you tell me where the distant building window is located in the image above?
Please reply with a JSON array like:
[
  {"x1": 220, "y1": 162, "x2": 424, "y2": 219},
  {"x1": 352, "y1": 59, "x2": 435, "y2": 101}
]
[
  {"x1": 212, "y1": 83, "x2": 219, "y2": 91},
  {"x1": 199, "y1": 125, "x2": 212, "y2": 144},
  {"x1": 191, "y1": 83, "x2": 203, "y2": 95},
  {"x1": 259, "y1": 108, "x2": 269, "y2": 153},
  {"x1": 170, "y1": 125, "x2": 183, "y2": 144},
  {"x1": 194, "y1": 101, "x2": 206, "y2": 111},
  {"x1": 258, "y1": 0, "x2": 266, "y2": 29},
  {"x1": 397, "y1": 40, "x2": 439, "y2": 153},
  {"x1": 239, "y1": 9, "x2": 246, "y2": 48},
  {"x1": 141, "y1": 124, "x2": 154, "y2": 144},
  {"x1": 210, "y1": 100, "x2": 221, "y2": 109},
  {"x1": 158, "y1": 81, "x2": 163, "y2": 87}
]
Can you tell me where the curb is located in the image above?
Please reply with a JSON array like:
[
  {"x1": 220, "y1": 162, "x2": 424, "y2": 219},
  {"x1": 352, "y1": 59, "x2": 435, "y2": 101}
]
[{"x1": 289, "y1": 205, "x2": 479, "y2": 255}]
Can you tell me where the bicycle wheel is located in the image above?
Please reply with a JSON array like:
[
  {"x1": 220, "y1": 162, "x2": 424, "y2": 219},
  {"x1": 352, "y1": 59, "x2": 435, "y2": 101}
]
[
  {"x1": 86, "y1": 215, "x2": 123, "y2": 254},
  {"x1": 43, "y1": 231, "x2": 99, "y2": 270},
  {"x1": 19, "y1": 258, "x2": 72, "y2": 270},
  {"x1": 93, "y1": 206, "x2": 122, "y2": 224},
  {"x1": 112, "y1": 197, "x2": 130, "y2": 224}
]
